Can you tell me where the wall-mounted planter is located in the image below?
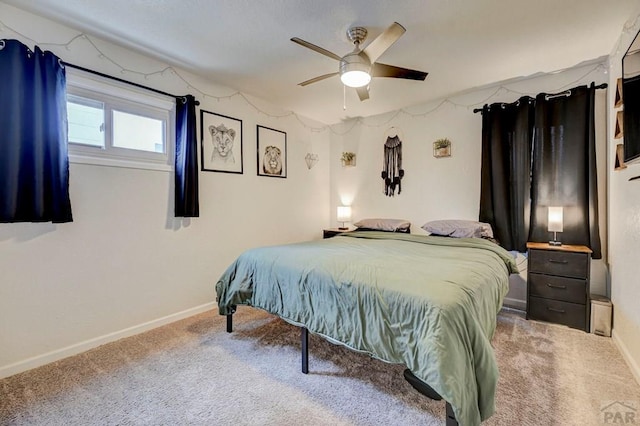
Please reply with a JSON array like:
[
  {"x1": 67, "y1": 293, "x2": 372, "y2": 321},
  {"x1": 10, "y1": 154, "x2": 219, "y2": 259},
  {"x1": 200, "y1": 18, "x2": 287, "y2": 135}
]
[
  {"x1": 433, "y1": 138, "x2": 452, "y2": 158},
  {"x1": 341, "y1": 152, "x2": 356, "y2": 167}
]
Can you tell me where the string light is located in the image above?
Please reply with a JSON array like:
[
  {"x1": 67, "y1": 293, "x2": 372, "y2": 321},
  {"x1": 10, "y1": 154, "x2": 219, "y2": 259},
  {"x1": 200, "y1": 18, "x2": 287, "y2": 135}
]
[{"x1": 1, "y1": 13, "x2": 639, "y2": 136}]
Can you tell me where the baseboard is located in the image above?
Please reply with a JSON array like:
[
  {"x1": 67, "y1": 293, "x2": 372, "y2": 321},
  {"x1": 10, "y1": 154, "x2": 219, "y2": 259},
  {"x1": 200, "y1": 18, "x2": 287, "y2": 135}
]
[
  {"x1": 0, "y1": 302, "x2": 216, "y2": 379},
  {"x1": 612, "y1": 328, "x2": 640, "y2": 387},
  {"x1": 503, "y1": 297, "x2": 526, "y2": 311}
]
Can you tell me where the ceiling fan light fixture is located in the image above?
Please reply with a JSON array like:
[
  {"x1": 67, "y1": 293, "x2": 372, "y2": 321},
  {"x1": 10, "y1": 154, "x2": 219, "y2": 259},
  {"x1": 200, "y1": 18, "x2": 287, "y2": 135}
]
[
  {"x1": 340, "y1": 53, "x2": 371, "y2": 88},
  {"x1": 341, "y1": 69, "x2": 371, "y2": 88}
]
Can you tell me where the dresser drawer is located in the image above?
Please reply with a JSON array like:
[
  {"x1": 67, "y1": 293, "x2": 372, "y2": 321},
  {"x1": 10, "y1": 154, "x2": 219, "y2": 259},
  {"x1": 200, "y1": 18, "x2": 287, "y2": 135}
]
[
  {"x1": 528, "y1": 273, "x2": 587, "y2": 304},
  {"x1": 528, "y1": 249, "x2": 588, "y2": 279},
  {"x1": 528, "y1": 296, "x2": 586, "y2": 330}
]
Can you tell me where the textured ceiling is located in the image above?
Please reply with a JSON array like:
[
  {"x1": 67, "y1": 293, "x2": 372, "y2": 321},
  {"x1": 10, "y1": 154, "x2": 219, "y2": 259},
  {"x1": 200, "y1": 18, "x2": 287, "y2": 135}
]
[{"x1": 4, "y1": 0, "x2": 640, "y2": 124}]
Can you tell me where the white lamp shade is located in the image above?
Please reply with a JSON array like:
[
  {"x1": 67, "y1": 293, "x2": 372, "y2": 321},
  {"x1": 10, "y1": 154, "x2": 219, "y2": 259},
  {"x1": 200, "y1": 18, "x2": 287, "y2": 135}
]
[
  {"x1": 337, "y1": 206, "x2": 352, "y2": 222},
  {"x1": 548, "y1": 206, "x2": 563, "y2": 232}
]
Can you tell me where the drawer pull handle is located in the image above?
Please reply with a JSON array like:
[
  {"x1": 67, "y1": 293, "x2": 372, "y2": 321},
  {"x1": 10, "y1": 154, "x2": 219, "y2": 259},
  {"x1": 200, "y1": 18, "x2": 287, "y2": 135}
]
[
  {"x1": 548, "y1": 259, "x2": 569, "y2": 264},
  {"x1": 547, "y1": 283, "x2": 567, "y2": 290},
  {"x1": 547, "y1": 307, "x2": 566, "y2": 314}
]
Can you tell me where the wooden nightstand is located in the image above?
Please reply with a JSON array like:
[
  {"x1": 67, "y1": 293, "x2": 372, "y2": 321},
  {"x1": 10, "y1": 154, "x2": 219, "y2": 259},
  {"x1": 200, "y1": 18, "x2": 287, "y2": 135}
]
[
  {"x1": 323, "y1": 228, "x2": 350, "y2": 239},
  {"x1": 526, "y1": 242, "x2": 592, "y2": 332}
]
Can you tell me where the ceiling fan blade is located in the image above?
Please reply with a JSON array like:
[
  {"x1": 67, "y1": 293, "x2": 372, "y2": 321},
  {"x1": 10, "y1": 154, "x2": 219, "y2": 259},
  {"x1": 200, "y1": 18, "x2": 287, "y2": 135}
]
[
  {"x1": 356, "y1": 86, "x2": 370, "y2": 101},
  {"x1": 291, "y1": 37, "x2": 341, "y2": 61},
  {"x1": 298, "y1": 72, "x2": 339, "y2": 86},
  {"x1": 362, "y1": 22, "x2": 406, "y2": 63},
  {"x1": 371, "y1": 63, "x2": 428, "y2": 81}
]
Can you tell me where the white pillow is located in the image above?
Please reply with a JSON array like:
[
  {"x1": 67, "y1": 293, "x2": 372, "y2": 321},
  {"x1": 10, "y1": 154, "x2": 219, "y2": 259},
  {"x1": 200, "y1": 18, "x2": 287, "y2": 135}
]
[
  {"x1": 421, "y1": 220, "x2": 494, "y2": 238},
  {"x1": 353, "y1": 218, "x2": 411, "y2": 232}
]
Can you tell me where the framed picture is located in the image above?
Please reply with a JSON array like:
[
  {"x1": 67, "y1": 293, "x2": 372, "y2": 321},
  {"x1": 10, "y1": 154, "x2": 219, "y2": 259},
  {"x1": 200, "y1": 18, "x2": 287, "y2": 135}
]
[
  {"x1": 200, "y1": 110, "x2": 243, "y2": 174},
  {"x1": 257, "y1": 125, "x2": 287, "y2": 178},
  {"x1": 433, "y1": 138, "x2": 452, "y2": 158}
]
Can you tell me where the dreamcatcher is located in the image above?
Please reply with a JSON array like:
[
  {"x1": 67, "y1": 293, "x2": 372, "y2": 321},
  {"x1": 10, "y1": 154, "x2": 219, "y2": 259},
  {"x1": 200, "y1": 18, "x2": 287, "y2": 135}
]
[{"x1": 381, "y1": 128, "x2": 404, "y2": 196}]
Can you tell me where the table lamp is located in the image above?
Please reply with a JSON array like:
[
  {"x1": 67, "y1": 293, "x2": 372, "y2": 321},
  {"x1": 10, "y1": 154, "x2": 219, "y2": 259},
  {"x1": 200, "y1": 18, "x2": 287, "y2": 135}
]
[
  {"x1": 548, "y1": 206, "x2": 563, "y2": 246},
  {"x1": 337, "y1": 206, "x2": 352, "y2": 230}
]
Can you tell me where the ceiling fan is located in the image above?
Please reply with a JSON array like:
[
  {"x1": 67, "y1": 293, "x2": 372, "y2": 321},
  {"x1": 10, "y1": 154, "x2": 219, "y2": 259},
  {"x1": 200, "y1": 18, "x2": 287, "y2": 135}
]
[{"x1": 291, "y1": 22, "x2": 428, "y2": 101}]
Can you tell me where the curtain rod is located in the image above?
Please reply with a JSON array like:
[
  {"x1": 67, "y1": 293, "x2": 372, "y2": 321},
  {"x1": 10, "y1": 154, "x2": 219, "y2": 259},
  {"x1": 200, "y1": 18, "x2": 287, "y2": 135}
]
[
  {"x1": 472, "y1": 83, "x2": 608, "y2": 113},
  {"x1": 62, "y1": 62, "x2": 200, "y2": 105}
]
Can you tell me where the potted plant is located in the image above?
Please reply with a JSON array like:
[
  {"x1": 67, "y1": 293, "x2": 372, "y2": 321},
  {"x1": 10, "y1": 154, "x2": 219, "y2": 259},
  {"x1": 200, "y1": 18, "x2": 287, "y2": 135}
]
[
  {"x1": 433, "y1": 138, "x2": 451, "y2": 158},
  {"x1": 341, "y1": 151, "x2": 356, "y2": 167}
]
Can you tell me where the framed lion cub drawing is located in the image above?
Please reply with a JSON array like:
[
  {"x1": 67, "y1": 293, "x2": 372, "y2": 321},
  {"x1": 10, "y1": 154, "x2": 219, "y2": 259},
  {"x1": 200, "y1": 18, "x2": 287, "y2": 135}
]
[{"x1": 200, "y1": 110, "x2": 243, "y2": 174}]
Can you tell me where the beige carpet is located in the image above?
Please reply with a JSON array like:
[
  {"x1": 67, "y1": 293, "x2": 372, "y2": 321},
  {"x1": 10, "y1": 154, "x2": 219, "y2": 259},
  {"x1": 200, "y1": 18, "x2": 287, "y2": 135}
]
[{"x1": 1, "y1": 307, "x2": 639, "y2": 425}]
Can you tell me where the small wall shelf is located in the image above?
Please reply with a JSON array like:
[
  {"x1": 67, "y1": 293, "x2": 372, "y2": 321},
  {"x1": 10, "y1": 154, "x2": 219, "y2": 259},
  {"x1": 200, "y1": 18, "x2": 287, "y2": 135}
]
[
  {"x1": 615, "y1": 78, "x2": 623, "y2": 108},
  {"x1": 615, "y1": 144, "x2": 627, "y2": 170},
  {"x1": 615, "y1": 111, "x2": 624, "y2": 139}
]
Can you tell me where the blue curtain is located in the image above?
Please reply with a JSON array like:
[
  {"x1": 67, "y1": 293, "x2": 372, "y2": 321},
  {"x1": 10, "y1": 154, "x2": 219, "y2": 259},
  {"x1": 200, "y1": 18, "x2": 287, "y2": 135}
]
[
  {"x1": 0, "y1": 39, "x2": 72, "y2": 223},
  {"x1": 175, "y1": 95, "x2": 199, "y2": 217}
]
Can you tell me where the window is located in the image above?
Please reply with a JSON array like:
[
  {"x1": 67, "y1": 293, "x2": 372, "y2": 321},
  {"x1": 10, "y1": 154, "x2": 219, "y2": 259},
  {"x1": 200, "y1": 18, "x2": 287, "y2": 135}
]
[
  {"x1": 67, "y1": 95, "x2": 104, "y2": 148},
  {"x1": 112, "y1": 110, "x2": 164, "y2": 153},
  {"x1": 66, "y1": 69, "x2": 175, "y2": 170}
]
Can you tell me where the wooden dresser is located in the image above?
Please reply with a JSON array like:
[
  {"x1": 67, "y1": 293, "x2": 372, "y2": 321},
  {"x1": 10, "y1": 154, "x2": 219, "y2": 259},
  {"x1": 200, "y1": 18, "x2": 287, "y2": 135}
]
[{"x1": 526, "y1": 242, "x2": 592, "y2": 332}]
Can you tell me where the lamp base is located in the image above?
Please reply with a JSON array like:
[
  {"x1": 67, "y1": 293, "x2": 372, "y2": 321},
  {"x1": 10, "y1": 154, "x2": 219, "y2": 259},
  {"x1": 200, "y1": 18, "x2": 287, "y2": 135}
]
[
  {"x1": 338, "y1": 227, "x2": 348, "y2": 231},
  {"x1": 548, "y1": 240, "x2": 562, "y2": 246}
]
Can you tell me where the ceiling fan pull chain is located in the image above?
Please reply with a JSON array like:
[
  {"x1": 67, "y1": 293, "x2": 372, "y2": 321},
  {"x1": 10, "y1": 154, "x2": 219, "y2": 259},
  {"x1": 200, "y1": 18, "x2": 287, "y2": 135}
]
[{"x1": 343, "y1": 84, "x2": 346, "y2": 110}]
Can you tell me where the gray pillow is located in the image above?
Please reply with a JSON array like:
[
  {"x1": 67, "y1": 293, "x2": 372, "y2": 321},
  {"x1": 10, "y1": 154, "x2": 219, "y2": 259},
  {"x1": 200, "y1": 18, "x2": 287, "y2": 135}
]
[
  {"x1": 421, "y1": 220, "x2": 494, "y2": 238},
  {"x1": 353, "y1": 218, "x2": 411, "y2": 232}
]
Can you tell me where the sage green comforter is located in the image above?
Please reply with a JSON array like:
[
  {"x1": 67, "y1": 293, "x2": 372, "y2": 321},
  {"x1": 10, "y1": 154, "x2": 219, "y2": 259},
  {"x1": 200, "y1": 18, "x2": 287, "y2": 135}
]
[{"x1": 216, "y1": 232, "x2": 518, "y2": 426}]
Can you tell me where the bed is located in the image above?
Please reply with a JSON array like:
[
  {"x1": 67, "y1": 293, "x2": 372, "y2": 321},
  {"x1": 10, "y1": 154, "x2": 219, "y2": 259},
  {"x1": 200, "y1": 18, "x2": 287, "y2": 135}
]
[{"x1": 216, "y1": 231, "x2": 517, "y2": 426}]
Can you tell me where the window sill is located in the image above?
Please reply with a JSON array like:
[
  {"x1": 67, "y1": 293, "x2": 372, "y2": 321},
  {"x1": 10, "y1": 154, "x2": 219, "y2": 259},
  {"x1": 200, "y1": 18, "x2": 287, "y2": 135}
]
[{"x1": 69, "y1": 154, "x2": 172, "y2": 172}]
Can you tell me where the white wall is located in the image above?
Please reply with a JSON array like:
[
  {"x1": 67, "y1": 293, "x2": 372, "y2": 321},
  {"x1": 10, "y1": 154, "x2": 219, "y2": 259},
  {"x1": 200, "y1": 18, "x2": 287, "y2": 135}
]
[
  {"x1": 329, "y1": 63, "x2": 609, "y2": 309},
  {"x1": 608, "y1": 8, "x2": 640, "y2": 384},
  {"x1": 0, "y1": 4, "x2": 331, "y2": 377}
]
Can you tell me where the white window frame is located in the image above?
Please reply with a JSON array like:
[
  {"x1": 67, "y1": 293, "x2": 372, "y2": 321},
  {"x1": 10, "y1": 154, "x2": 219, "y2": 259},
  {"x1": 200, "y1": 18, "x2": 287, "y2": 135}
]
[{"x1": 66, "y1": 68, "x2": 175, "y2": 172}]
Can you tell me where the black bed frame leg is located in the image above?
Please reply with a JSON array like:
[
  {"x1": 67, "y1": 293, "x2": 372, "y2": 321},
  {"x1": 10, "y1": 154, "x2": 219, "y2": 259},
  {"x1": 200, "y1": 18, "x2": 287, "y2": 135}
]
[
  {"x1": 445, "y1": 402, "x2": 459, "y2": 426},
  {"x1": 226, "y1": 314, "x2": 233, "y2": 333},
  {"x1": 301, "y1": 327, "x2": 309, "y2": 374}
]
